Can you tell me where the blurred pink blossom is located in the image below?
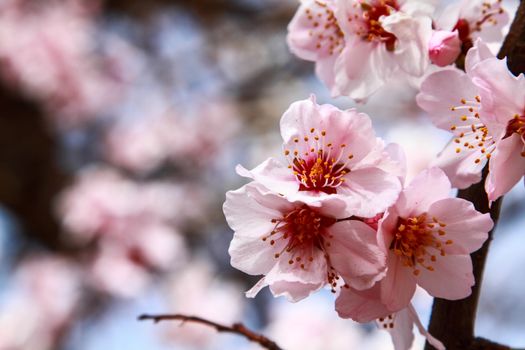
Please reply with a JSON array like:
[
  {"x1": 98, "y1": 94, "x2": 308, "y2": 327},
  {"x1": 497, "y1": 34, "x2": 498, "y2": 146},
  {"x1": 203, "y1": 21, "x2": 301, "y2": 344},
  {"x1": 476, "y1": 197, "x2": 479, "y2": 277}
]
[
  {"x1": 162, "y1": 259, "x2": 244, "y2": 349},
  {"x1": 261, "y1": 296, "x2": 364, "y2": 350},
  {"x1": 105, "y1": 101, "x2": 239, "y2": 174},
  {"x1": 0, "y1": 0, "x2": 124, "y2": 126},
  {"x1": 0, "y1": 255, "x2": 81, "y2": 350},
  {"x1": 57, "y1": 166, "x2": 189, "y2": 296}
]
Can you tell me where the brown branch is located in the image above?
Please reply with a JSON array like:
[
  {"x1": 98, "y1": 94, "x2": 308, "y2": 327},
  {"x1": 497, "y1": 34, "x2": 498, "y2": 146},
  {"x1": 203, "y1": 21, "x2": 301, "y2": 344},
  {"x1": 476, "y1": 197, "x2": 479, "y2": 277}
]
[
  {"x1": 425, "y1": 2, "x2": 525, "y2": 349},
  {"x1": 498, "y1": 0, "x2": 525, "y2": 75},
  {"x1": 138, "y1": 314, "x2": 283, "y2": 350},
  {"x1": 0, "y1": 81, "x2": 69, "y2": 251}
]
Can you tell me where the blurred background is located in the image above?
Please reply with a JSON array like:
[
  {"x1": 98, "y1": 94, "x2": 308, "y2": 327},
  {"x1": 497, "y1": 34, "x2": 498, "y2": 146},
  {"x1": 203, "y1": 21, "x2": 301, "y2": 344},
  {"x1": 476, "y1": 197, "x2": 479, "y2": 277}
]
[{"x1": 0, "y1": 0, "x2": 523, "y2": 349}]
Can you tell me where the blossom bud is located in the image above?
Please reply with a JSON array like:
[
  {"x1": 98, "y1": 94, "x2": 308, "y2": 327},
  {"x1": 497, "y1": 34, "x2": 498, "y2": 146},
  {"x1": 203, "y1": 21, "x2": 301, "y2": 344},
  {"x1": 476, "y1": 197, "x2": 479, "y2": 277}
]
[{"x1": 428, "y1": 30, "x2": 461, "y2": 67}]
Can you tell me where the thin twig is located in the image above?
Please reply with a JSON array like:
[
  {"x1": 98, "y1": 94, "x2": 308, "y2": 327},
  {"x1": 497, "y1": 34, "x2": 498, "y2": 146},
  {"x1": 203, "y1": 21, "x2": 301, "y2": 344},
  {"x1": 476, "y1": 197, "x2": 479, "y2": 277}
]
[{"x1": 138, "y1": 314, "x2": 283, "y2": 350}]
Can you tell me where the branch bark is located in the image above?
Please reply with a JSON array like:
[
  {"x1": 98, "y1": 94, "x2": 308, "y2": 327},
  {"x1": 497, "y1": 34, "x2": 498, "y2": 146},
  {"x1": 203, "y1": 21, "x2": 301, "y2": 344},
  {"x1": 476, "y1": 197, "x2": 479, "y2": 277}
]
[
  {"x1": 138, "y1": 314, "x2": 283, "y2": 350},
  {"x1": 0, "y1": 82, "x2": 68, "y2": 250},
  {"x1": 425, "y1": 1, "x2": 525, "y2": 349}
]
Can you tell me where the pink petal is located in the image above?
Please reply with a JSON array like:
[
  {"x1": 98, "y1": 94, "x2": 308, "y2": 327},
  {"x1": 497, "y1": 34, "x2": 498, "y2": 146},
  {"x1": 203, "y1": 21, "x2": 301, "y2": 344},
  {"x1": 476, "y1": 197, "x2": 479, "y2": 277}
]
[
  {"x1": 472, "y1": 57, "x2": 525, "y2": 138},
  {"x1": 341, "y1": 167, "x2": 402, "y2": 218},
  {"x1": 417, "y1": 68, "x2": 481, "y2": 133},
  {"x1": 264, "y1": 247, "x2": 328, "y2": 302},
  {"x1": 269, "y1": 280, "x2": 325, "y2": 302},
  {"x1": 431, "y1": 135, "x2": 488, "y2": 189},
  {"x1": 416, "y1": 253, "x2": 474, "y2": 300},
  {"x1": 377, "y1": 207, "x2": 400, "y2": 251},
  {"x1": 395, "y1": 167, "x2": 451, "y2": 218},
  {"x1": 427, "y1": 197, "x2": 492, "y2": 254},
  {"x1": 464, "y1": 39, "x2": 494, "y2": 74},
  {"x1": 235, "y1": 158, "x2": 299, "y2": 197},
  {"x1": 408, "y1": 304, "x2": 445, "y2": 350},
  {"x1": 382, "y1": 13, "x2": 432, "y2": 76},
  {"x1": 378, "y1": 304, "x2": 445, "y2": 350},
  {"x1": 224, "y1": 184, "x2": 291, "y2": 275},
  {"x1": 486, "y1": 133, "x2": 525, "y2": 200},
  {"x1": 356, "y1": 139, "x2": 407, "y2": 184},
  {"x1": 334, "y1": 37, "x2": 395, "y2": 101},
  {"x1": 246, "y1": 277, "x2": 269, "y2": 298},
  {"x1": 315, "y1": 54, "x2": 340, "y2": 96},
  {"x1": 435, "y1": 2, "x2": 460, "y2": 31},
  {"x1": 378, "y1": 307, "x2": 415, "y2": 350},
  {"x1": 335, "y1": 283, "x2": 390, "y2": 323},
  {"x1": 280, "y1": 97, "x2": 376, "y2": 165},
  {"x1": 326, "y1": 220, "x2": 386, "y2": 290},
  {"x1": 380, "y1": 253, "x2": 417, "y2": 312}
]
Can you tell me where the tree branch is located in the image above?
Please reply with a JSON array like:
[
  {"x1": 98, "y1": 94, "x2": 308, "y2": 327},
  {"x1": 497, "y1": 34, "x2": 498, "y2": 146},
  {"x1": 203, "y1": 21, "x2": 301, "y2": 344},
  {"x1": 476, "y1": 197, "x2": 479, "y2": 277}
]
[
  {"x1": 498, "y1": 0, "x2": 525, "y2": 75},
  {"x1": 425, "y1": 1, "x2": 525, "y2": 349},
  {"x1": 138, "y1": 314, "x2": 283, "y2": 350}
]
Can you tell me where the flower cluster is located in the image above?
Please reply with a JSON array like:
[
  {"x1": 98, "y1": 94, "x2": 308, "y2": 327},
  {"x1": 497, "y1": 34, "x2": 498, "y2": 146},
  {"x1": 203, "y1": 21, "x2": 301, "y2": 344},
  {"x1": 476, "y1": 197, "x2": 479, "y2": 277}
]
[
  {"x1": 224, "y1": 96, "x2": 494, "y2": 349},
  {"x1": 287, "y1": 0, "x2": 508, "y2": 101},
  {"x1": 0, "y1": 0, "x2": 123, "y2": 126},
  {"x1": 417, "y1": 39, "x2": 525, "y2": 201}
]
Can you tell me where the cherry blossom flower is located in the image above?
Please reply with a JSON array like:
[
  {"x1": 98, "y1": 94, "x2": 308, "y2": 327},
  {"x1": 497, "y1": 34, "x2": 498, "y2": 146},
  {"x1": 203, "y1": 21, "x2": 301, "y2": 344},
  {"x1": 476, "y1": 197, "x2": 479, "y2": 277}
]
[
  {"x1": 336, "y1": 168, "x2": 492, "y2": 320},
  {"x1": 336, "y1": 168, "x2": 490, "y2": 348},
  {"x1": 334, "y1": 0, "x2": 434, "y2": 100},
  {"x1": 237, "y1": 96, "x2": 403, "y2": 218},
  {"x1": 428, "y1": 30, "x2": 461, "y2": 67},
  {"x1": 223, "y1": 182, "x2": 386, "y2": 301},
  {"x1": 416, "y1": 40, "x2": 495, "y2": 189},
  {"x1": 418, "y1": 40, "x2": 524, "y2": 199},
  {"x1": 470, "y1": 56, "x2": 525, "y2": 200},
  {"x1": 287, "y1": 0, "x2": 434, "y2": 101},
  {"x1": 436, "y1": 0, "x2": 508, "y2": 55},
  {"x1": 376, "y1": 168, "x2": 492, "y2": 311}
]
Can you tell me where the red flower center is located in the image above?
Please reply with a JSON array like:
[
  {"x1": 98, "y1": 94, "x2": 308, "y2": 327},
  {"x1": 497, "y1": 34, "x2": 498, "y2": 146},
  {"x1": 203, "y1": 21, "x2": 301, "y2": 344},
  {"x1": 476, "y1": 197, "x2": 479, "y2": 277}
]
[
  {"x1": 505, "y1": 114, "x2": 525, "y2": 138},
  {"x1": 292, "y1": 151, "x2": 350, "y2": 194},
  {"x1": 505, "y1": 114, "x2": 525, "y2": 156},
  {"x1": 263, "y1": 205, "x2": 340, "y2": 290},
  {"x1": 360, "y1": 0, "x2": 399, "y2": 51},
  {"x1": 265, "y1": 206, "x2": 335, "y2": 256},
  {"x1": 452, "y1": 1, "x2": 505, "y2": 53},
  {"x1": 284, "y1": 129, "x2": 354, "y2": 194}
]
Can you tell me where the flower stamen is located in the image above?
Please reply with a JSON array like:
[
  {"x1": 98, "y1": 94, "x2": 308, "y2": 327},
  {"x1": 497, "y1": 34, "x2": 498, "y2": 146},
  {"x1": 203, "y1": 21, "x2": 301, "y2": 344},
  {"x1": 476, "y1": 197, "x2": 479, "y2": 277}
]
[{"x1": 390, "y1": 214, "x2": 451, "y2": 276}]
